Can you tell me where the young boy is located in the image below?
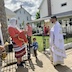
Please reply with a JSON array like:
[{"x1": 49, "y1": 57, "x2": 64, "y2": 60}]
[{"x1": 32, "y1": 38, "x2": 38, "y2": 58}]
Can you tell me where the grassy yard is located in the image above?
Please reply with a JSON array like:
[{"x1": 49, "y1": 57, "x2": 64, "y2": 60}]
[
  {"x1": 32, "y1": 36, "x2": 49, "y2": 52},
  {"x1": 32, "y1": 36, "x2": 72, "y2": 52},
  {"x1": 64, "y1": 38, "x2": 72, "y2": 44}
]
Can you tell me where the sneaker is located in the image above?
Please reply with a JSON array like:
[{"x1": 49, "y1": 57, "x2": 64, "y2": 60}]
[
  {"x1": 17, "y1": 64, "x2": 20, "y2": 67},
  {"x1": 20, "y1": 63, "x2": 24, "y2": 67}
]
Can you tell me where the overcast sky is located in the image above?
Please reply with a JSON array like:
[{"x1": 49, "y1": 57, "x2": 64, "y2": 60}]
[{"x1": 4, "y1": 0, "x2": 42, "y2": 20}]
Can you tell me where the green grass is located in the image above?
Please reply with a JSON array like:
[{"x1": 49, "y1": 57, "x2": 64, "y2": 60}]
[
  {"x1": 32, "y1": 36, "x2": 49, "y2": 52},
  {"x1": 32, "y1": 36, "x2": 72, "y2": 52},
  {"x1": 64, "y1": 38, "x2": 72, "y2": 44}
]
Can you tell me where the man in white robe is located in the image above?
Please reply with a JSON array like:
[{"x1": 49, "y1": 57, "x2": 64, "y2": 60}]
[{"x1": 49, "y1": 16, "x2": 66, "y2": 66}]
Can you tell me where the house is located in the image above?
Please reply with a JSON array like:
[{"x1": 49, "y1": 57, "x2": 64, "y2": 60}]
[
  {"x1": 5, "y1": 7, "x2": 16, "y2": 26},
  {"x1": 39, "y1": 0, "x2": 72, "y2": 26},
  {"x1": 14, "y1": 5, "x2": 31, "y2": 29}
]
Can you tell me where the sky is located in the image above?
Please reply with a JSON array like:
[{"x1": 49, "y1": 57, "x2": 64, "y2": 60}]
[{"x1": 4, "y1": 0, "x2": 42, "y2": 20}]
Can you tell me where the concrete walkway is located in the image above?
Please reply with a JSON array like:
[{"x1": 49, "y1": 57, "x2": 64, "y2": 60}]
[{"x1": 1, "y1": 48, "x2": 72, "y2": 72}]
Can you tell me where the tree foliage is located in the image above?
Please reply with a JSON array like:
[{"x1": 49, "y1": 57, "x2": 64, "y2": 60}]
[{"x1": 36, "y1": 11, "x2": 40, "y2": 19}]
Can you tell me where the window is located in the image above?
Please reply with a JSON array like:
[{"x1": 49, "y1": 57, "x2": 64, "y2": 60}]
[
  {"x1": 18, "y1": 17, "x2": 20, "y2": 20},
  {"x1": 20, "y1": 24, "x2": 21, "y2": 28},
  {"x1": 69, "y1": 18, "x2": 72, "y2": 25},
  {"x1": 24, "y1": 11, "x2": 25, "y2": 14},
  {"x1": 59, "y1": 20, "x2": 62, "y2": 24},
  {"x1": 8, "y1": 19, "x2": 9, "y2": 21},
  {"x1": 20, "y1": 11, "x2": 21, "y2": 14},
  {"x1": 27, "y1": 17, "x2": 28, "y2": 21},
  {"x1": 61, "y1": 3, "x2": 67, "y2": 7},
  {"x1": 70, "y1": 18, "x2": 72, "y2": 21}
]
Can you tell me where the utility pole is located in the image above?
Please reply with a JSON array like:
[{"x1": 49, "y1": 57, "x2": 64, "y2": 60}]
[{"x1": 47, "y1": 0, "x2": 52, "y2": 16}]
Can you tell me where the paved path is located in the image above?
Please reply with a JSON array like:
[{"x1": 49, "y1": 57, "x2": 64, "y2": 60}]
[{"x1": 1, "y1": 48, "x2": 72, "y2": 72}]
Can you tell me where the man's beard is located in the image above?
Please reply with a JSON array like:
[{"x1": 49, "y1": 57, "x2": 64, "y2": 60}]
[{"x1": 52, "y1": 22, "x2": 54, "y2": 23}]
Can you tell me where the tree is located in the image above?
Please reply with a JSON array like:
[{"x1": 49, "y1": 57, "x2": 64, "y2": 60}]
[
  {"x1": 0, "y1": 0, "x2": 9, "y2": 43},
  {"x1": 35, "y1": 11, "x2": 41, "y2": 27},
  {"x1": 36, "y1": 11, "x2": 40, "y2": 19}
]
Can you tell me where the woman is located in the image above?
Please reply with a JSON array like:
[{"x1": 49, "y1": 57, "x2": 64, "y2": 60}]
[
  {"x1": 44, "y1": 24, "x2": 47, "y2": 35},
  {"x1": 8, "y1": 18, "x2": 27, "y2": 67},
  {"x1": 47, "y1": 26, "x2": 50, "y2": 35}
]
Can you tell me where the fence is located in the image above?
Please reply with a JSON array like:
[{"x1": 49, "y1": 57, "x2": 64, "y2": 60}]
[
  {"x1": 1, "y1": 45, "x2": 28, "y2": 72},
  {"x1": 62, "y1": 20, "x2": 72, "y2": 34}
]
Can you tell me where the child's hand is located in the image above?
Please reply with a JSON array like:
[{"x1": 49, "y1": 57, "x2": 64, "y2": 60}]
[{"x1": 0, "y1": 45, "x2": 7, "y2": 60}]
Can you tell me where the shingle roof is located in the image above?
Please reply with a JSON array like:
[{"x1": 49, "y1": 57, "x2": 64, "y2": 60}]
[
  {"x1": 14, "y1": 9, "x2": 20, "y2": 13},
  {"x1": 14, "y1": 7, "x2": 31, "y2": 16},
  {"x1": 5, "y1": 7, "x2": 16, "y2": 17},
  {"x1": 52, "y1": 11, "x2": 72, "y2": 18}
]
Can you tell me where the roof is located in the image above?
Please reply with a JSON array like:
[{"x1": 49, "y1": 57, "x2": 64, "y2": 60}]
[
  {"x1": 27, "y1": 10, "x2": 72, "y2": 24},
  {"x1": 39, "y1": 0, "x2": 44, "y2": 9},
  {"x1": 14, "y1": 7, "x2": 31, "y2": 16},
  {"x1": 27, "y1": 17, "x2": 50, "y2": 23},
  {"x1": 5, "y1": 7, "x2": 16, "y2": 18},
  {"x1": 42, "y1": 10, "x2": 72, "y2": 18},
  {"x1": 52, "y1": 10, "x2": 72, "y2": 18}
]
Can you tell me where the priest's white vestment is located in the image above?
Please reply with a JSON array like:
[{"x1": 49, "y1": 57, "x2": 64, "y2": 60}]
[{"x1": 49, "y1": 21, "x2": 66, "y2": 65}]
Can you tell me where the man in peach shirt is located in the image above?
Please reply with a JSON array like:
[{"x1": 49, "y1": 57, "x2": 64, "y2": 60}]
[{"x1": 25, "y1": 23, "x2": 32, "y2": 60}]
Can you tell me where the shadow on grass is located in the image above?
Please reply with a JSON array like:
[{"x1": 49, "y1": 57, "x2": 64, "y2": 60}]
[{"x1": 54, "y1": 65, "x2": 72, "y2": 72}]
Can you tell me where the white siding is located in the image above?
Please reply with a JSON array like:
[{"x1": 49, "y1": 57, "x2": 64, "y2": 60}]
[
  {"x1": 15, "y1": 8, "x2": 31, "y2": 28},
  {"x1": 40, "y1": 0, "x2": 48, "y2": 18},
  {"x1": 5, "y1": 7, "x2": 16, "y2": 26},
  {"x1": 51, "y1": 0, "x2": 72, "y2": 14}
]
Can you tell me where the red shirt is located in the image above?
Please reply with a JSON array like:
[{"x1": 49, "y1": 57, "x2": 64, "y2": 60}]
[{"x1": 8, "y1": 27, "x2": 27, "y2": 47}]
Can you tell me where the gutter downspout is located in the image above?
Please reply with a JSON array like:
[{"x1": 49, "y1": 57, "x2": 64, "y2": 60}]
[{"x1": 47, "y1": 0, "x2": 52, "y2": 16}]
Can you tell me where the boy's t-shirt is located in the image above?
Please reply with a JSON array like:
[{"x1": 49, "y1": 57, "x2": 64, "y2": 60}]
[{"x1": 32, "y1": 42, "x2": 38, "y2": 50}]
